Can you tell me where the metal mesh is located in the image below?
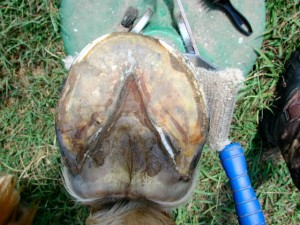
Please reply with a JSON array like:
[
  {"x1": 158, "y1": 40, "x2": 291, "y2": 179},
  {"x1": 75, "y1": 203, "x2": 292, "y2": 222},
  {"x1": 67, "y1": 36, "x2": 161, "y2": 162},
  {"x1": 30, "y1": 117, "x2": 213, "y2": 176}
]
[{"x1": 195, "y1": 68, "x2": 244, "y2": 151}]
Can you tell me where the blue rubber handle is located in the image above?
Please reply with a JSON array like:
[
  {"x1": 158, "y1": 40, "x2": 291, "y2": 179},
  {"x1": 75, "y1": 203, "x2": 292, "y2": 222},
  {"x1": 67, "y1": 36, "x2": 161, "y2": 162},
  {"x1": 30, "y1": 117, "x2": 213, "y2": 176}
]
[{"x1": 219, "y1": 143, "x2": 266, "y2": 225}]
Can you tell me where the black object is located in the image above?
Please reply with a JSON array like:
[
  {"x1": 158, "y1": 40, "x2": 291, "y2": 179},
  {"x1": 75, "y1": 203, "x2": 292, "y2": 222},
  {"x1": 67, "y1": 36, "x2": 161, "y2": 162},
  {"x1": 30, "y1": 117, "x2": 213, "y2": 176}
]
[
  {"x1": 211, "y1": 0, "x2": 253, "y2": 36},
  {"x1": 121, "y1": 7, "x2": 138, "y2": 28},
  {"x1": 261, "y1": 48, "x2": 300, "y2": 190}
]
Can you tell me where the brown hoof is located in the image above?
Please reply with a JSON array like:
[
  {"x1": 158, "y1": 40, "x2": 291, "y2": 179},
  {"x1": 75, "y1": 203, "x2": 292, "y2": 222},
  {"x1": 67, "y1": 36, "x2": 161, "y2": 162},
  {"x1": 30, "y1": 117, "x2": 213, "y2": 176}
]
[{"x1": 56, "y1": 32, "x2": 207, "y2": 205}]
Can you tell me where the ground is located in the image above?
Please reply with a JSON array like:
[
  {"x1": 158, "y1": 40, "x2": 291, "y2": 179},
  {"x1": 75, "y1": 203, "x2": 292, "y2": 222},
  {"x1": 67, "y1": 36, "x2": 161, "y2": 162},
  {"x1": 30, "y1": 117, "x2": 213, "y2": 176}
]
[{"x1": 0, "y1": 0, "x2": 299, "y2": 224}]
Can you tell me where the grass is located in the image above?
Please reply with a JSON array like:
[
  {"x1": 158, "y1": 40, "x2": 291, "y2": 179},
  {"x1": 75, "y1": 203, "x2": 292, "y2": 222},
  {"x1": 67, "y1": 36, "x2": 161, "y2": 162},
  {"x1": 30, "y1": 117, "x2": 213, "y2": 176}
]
[{"x1": 0, "y1": 0, "x2": 299, "y2": 224}]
